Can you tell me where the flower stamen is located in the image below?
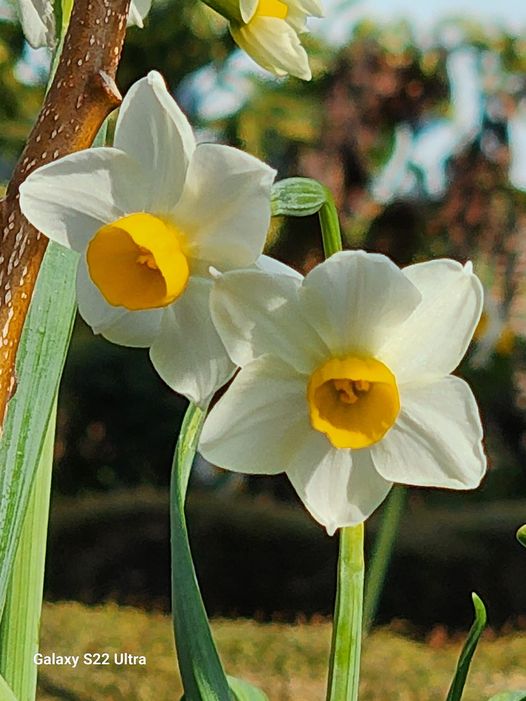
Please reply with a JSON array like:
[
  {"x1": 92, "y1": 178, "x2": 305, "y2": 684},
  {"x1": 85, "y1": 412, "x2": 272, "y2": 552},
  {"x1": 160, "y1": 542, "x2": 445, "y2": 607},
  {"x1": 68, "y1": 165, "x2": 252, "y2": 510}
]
[
  {"x1": 307, "y1": 356, "x2": 399, "y2": 449},
  {"x1": 136, "y1": 248, "x2": 159, "y2": 270}
]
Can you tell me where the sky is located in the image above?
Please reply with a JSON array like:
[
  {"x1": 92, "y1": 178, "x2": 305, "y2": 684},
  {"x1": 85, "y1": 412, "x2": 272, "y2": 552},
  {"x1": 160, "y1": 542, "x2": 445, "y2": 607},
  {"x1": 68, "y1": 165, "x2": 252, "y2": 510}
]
[
  {"x1": 311, "y1": 0, "x2": 526, "y2": 47},
  {"x1": 355, "y1": 0, "x2": 526, "y2": 29}
]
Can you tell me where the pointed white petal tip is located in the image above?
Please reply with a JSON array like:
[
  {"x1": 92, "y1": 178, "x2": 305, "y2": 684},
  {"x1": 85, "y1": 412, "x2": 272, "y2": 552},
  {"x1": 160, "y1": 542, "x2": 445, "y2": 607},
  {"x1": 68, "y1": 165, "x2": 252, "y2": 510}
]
[
  {"x1": 146, "y1": 71, "x2": 166, "y2": 89},
  {"x1": 208, "y1": 265, "x2": 223, "y2": 280},
  {"x1": 464, "y1": 261, "x2": 474, "y2": 274}
]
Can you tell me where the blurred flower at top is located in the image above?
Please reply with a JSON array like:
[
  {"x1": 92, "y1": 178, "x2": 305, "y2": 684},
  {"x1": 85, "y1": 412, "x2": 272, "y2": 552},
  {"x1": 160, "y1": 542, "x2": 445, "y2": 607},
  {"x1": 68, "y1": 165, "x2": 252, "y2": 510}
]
[
  {"x1": 14, "y1": 0, "x2": 152, "y2": 49},
  {"x1": 200, "y1": 251, "x2": 486, "y2": 534},
  {"x1": 203, "y1": 0, "x2": 323, "y2": 80},
  {"x1": 19, "y1": 71, "x2": 277, "y2": 406},
  {"x1": 470, "y1": 292, "x2": 515, "y2": 368}
]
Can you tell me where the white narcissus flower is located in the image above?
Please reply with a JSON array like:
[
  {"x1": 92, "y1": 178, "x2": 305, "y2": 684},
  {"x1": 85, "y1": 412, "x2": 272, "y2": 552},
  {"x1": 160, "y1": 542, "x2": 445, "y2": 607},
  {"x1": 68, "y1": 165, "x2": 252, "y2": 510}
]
[
  {"x1": 200, "y1": 251, "x2": 487, "y2": 534},
  {"x1": 231, "y1": 0, "x2": 322, "y2": 80},
  {"x1": 207, "y1": 0, "x2": 322, "y2": 80},
  {"x1": 19, "y1": 71, "x2": 277, "y2": 406},
  {"x1": 15, "y1": 0, "x2": 151, "y2": 49}
]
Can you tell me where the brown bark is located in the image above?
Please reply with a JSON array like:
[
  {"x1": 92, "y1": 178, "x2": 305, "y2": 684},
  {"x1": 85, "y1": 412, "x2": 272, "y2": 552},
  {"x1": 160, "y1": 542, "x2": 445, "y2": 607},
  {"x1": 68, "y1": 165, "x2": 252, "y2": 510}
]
[{"x1": 0, "y1": 0, "x2": 131, "y2": 428}]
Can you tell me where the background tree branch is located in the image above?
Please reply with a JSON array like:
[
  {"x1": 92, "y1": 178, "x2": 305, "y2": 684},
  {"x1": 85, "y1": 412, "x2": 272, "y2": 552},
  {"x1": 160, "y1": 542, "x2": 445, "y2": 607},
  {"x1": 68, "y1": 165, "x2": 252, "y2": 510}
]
[{"x1": 0, "y1": 0, "x2": 131, "y2": 429}]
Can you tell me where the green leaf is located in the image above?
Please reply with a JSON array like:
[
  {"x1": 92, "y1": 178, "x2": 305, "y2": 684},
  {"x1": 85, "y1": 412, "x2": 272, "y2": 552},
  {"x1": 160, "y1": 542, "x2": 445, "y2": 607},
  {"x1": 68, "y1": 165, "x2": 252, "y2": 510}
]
[
  {"x1": 61, "y1": 0, "x2": 74, "y2": 34},
  {"x1": 227, "y1": 676, "x2": 269, "y2": 701},
  {"x1": 171, "y1": 403, "x2": 232, "y2": 701},
  {"x1": 0, "y1": 403, "x2": 56, "y2": 700},
  {"x1": 445, "y1": 593, "x2": 487, "y2": 701},
  {"x1": 0, "y1": 674, "x2": 17, "y2": 701},
  {"x1": 0, "y1": 243, "x2": 77, "y2": 619},
  {"x1": 487, "y1": 693, "x2": 526, "y2": 701},
  {"x1": 0, "y1": 123, "x2": 106, "y2": 622},
  {"x1": 517, "y1": 525, "x2": 526, "y2": 548},
  {"x1": 271, "y1": 177, "x2": 327, "y2": 217}
]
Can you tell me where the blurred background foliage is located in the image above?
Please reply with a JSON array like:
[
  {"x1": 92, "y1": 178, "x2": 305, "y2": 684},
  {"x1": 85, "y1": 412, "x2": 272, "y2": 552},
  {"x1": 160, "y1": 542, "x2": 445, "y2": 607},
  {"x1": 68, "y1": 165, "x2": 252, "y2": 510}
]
[{"x1": 1, "y1": 0, "x2": 526, "y2": 628}]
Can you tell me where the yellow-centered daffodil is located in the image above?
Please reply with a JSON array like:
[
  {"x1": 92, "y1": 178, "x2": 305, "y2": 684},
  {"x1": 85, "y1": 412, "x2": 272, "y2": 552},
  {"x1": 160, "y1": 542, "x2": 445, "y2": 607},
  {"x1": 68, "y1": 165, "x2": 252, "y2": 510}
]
[
  {"x1": 200, "y1": 251, "x2": 487, "y2": 534},
  {"x1": 20, "y1": 71, "x2": 277, "y2": 406},
  {"x1": 205, "y1": 0, "x2": 322, "y2": 80}
]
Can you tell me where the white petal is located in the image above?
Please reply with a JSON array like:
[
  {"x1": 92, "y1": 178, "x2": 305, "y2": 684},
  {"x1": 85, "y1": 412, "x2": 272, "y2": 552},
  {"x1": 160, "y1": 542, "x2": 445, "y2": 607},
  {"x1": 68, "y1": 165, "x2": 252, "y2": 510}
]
[
  {"x1": 16, "y1": 0, "x2": 55, "y2": 48},
  {"x1": 240, "y1": 0, "x2": 258, "y2": 22},
  {"x1": 200, "y1": 355, "x2": 310, "y2": 474},
  {"x1": 379, "y1": 259, "x2": 483, "y2": 383},
  {"x1": 287, "y1": 0, "x2": 323, "y2": 18},
  {"x1": 255, "y1": 254, "x2": 303, "y2": 278},
  {"x1": 149, "y1": 277, "x2": 235, "y2": 406},
  {"x1": 284, "y1": 8, "x2": 309, "y2": 33},
  {"x1": 127, "y1": 0, "x2": 151, "y2": 26},
  {"x1": 299, "y1": 250, "x2": 421, "y2": 358},
  {"x1": 230, "y1": 17, "x2": 311, "y2": 80},
  {"x1": 19, "y1": 148, "x2": 142, "y2": 252},
  {"x1": 283, "y1": 0, "x2": 322, "y2": 33},
  {"x1": 76, "y1": 256, "x2": 162, "y2": 347},
  {"x1": 101, "y1": 310, "x2": 163, "y2": 347},
  {"x1": 287, "y1": 444, "x2": 393, "y2": 535},
  {"x1": 372, "y1": 375, "x2": 486, "y2": 489},
  {"x1": 114, "y1": 72, "x2": 196, "y2": 212},
  {"x1": 210, "y1": 268, "x2": 329, "y2": 372},
  {"x1": 173, "y1": 143, "x2": 276, "y2": 269}
]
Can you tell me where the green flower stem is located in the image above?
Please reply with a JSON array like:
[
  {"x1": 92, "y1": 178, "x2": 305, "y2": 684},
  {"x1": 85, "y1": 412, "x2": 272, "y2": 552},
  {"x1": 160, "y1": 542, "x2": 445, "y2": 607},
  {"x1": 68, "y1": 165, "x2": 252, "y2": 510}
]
[
  {"x1": 363, "y1": 486, "x2": 406, "y2": 634},
  {"x1": 170, "y1": 403, "x2": 232, "y2": 701},
  {"x1": 326, "y1": 524, "x2": 365, "y2": 701},
  {"x1": 319, "y1": 188, "x2": 343, "y2": 258},
  {"x1": 319, "y1": 186, "x2": 363, "y2": 701},
  {"x1": 0, "y1": 401, "x2": 56, "y2": 701}
]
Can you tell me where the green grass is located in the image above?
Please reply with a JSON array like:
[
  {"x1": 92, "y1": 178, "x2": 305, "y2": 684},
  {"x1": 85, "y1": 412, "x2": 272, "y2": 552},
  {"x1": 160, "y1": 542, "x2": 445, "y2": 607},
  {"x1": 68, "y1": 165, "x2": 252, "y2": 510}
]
[{"x1": 37, "y1": 602, "x2": 526, "y2": 701}]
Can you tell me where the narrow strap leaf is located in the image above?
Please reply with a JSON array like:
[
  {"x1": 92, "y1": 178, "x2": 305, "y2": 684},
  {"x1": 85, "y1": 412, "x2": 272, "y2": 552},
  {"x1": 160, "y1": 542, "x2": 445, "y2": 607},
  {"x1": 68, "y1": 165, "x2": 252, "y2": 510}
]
[
  {"x1": 0, "y1": 244, "x2": 77, "y2": 618},
  {"x1": 171, "y1": 403, "x2": 232, "y2": 701},
  {"x1": 487, "y1": 694, "x2": 526, "y2": 701},
  {"x1": 0, "y1": 403, "x2": 56, "y2": 700},
  {"x1": 227, "y1": 676, "x2": 269, "y2": 701},
  {"x1": 0, "y1": 124, "x2": 105, "y2": 620},
  {"x1": 445, "y1": 593, "x2": 487, "y2": 701},
  {"x1": 0, "y1": 674, "x2": 17, "y2": 701}
]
